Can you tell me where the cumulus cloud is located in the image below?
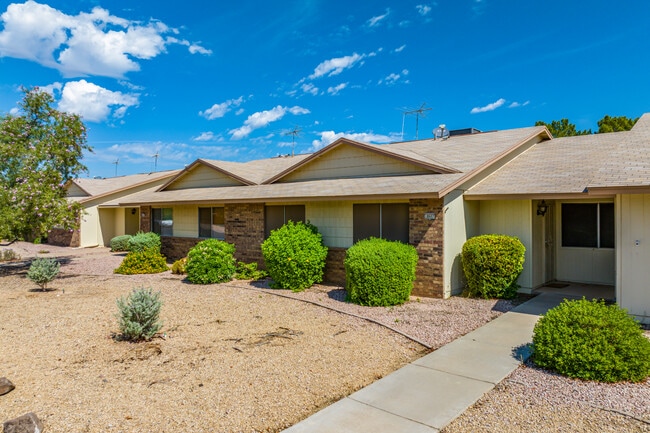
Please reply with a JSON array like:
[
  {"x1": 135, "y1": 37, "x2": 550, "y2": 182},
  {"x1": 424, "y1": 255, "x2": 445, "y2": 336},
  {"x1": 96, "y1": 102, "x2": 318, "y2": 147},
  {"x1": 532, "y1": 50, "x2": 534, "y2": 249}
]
[
  {"x1": 311, "y1": 131, "x2": 398, "y2": 151},
  {"x1": 199, "y1": 96, "x2": 244, "y2": 120},
  {"x1": 327, "y1": 82, "x2": 348, "y2": 95},
  {"x1": 0, "y1": 1, "x2": 210, "y2": 78},
  {"x1": 470, "y1": 98, "x2": 506, "y2": 114},
  {"x1": 57, "y1": 80, "x2": 139, "y2": 122},
  {"x1": 509, "y1": 100, "x2": 530, "y2": 108},
  {"x1": 308, "y1": 53, "x2": 365, "y2": 79},
  {"x1": 416, "y1": 4, "x2": 433, "y2": 16},
  {"x1": 193, "y1": 132, "x2": 216, "y2": 141},
  {"x1": 229, "y1": 105, "x2": 310, "y2": 140}
]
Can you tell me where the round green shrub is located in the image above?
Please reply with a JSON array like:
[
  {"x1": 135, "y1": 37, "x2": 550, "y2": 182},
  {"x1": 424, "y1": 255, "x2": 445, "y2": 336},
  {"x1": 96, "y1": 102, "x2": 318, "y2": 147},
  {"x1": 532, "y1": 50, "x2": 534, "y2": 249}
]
[
  {"x1": 261, "y1": 221, "x2": 328, "y2": 291},
  {"x1": 532, "y1": 298, "x2": 650, "y2": 383},
  {"x1": 345, "y1": 238, "x2": 418, "y2": 306},
  {"x1": 185, "y1": 239, "x2": 236, "y2": 284},
  {"x1": 27, "y1": 257, "x2": 60, "y2": 290},
  {"x1": 461, "y1": 234, "x2": 525, "y2": 299},
  {"x1": 234, "y1": 261, "x2": 267, "y2": 280},
  {"x1": 127, "y1": 231, "x2": 161, "y2": 253},
  {"x1": 116, "y1": 288, "x2": 163, "y2": 341},
  {"x1": 114, "y1": 249, "x2": 169, "y2": 274},
  {"x1": 110, "y1": 234, "x2": 132, "y2": 252}
]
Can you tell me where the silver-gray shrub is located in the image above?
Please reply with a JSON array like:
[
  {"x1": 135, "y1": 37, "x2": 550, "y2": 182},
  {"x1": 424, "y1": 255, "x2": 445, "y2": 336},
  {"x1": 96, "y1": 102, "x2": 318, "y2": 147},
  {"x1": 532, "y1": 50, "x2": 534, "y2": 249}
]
[
  {"x1": 27, "y1": 257, "x2": 60, "y2": 290},
  {"x1": 116, "y1": 288, "x2": 163, "y2": 341}
]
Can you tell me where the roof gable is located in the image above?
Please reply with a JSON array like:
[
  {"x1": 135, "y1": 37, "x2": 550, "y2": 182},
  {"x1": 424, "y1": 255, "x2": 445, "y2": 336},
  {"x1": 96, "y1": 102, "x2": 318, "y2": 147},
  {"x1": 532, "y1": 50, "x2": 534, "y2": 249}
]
[
  {"x1": 264, "y1": 138, "x2": 458, "y2": 184},
  {"x1": 161, "y1": 160, "x2": 251, "y2": 191},
  {"x1": 68, "y1": 170, "x2": 179, "y2": 203}
]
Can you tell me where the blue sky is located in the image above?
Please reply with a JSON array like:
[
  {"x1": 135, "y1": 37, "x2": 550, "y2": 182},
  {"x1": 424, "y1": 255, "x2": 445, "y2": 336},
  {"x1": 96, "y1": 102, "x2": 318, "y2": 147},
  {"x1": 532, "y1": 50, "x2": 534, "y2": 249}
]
[{"x1": 1, "y1": 0, "x2": 649, "y2": 178}]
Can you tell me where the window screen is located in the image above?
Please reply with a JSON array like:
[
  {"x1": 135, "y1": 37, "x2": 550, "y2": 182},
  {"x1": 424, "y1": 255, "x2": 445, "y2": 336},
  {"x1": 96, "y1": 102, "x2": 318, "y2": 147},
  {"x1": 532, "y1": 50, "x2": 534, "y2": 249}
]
[
  {"x1": 152, "y1": 208, "x2": 173, "y2": 236},
  {"x1": 199, "y1": 207, "x2": 225, "y2": 239},
  {"x1": 561, "y1": 203, "x2": 614, "y2": 248},
  {"x1": 265, "y1": 205, "x2": 305, "y2": 237},
  {"x1": 353, "y1": 203, "x2": 409, "y2": 243}
]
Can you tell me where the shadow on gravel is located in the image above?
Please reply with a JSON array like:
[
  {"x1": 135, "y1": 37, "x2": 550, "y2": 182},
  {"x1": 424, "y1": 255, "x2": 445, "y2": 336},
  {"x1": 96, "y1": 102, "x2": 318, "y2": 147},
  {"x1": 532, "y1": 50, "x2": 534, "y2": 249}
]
[
  {"x1": 1, "y1": 256, "x2": 73, "y2": 276},
  {"x1": 512, "y1": 343, "x2": 533, "y2": 362}
]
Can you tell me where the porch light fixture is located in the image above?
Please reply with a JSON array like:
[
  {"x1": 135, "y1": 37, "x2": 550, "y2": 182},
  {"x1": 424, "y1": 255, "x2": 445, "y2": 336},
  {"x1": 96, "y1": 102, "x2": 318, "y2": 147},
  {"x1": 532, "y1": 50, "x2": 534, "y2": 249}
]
[
  {"x1": 537, "y1": 200, "x2": 548, "y2": 216},
  {"x1": 131, "y1": 208, "x2": 136, "y2": 215}
]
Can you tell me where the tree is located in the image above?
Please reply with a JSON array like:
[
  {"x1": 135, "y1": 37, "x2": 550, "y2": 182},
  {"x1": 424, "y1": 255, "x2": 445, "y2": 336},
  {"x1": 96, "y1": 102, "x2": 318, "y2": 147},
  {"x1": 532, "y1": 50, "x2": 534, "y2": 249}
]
[
  {"x1": 535, "y1": 119, "x2": 592, "y2": 137},
  {"x1": 0, "y1": 88, "x2": 91, "y2": 242},
  {"x1": 597, "y1": 115, "x2": 638, "y2": 133}
]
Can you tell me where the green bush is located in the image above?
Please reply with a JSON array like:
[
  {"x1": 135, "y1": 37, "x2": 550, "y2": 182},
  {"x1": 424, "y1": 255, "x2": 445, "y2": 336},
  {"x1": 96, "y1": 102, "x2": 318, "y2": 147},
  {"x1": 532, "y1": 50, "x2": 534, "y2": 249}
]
[
  {"x1": 185, "y1": 239, "x2": 236, "y2": 284},
  {"x1": 116, "y1": 288, "x2": 163, "y2": 341},
  {"x1": 27, "y1": 257, "x2": 60, "y2": 290},
  {"x1": 127, "y1": 231, "x2": 161, "y2": 253},
  {"x1": 345, "y1": 238, "x2": 418, "y2": 306},
  {"x1": 234, "y1": 261, "x2": 268, "y2": 280},
  {"x1": 114, "y1": 249, "x2": 169, "y2": 275},
  {"x1": 532, "y1": 298, "x2": 650, "y2": 382},
  {"x1": 261, "y1": 221, "x2": 328, "y2": 291},
  {"x1": 110, "y1": 235, "x2": 132, "y2": 252},
  {"x1": 171, "y1": 257, "x2": 187, "y2": 275},
  {"x1": 461, "y1": 234, "x2": 525, "y2": 299}
]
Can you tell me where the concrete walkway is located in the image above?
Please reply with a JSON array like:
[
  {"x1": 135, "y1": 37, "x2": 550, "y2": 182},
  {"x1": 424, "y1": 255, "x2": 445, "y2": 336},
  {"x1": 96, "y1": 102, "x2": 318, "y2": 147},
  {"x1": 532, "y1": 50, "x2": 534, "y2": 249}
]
[{"x1": 283, "y1": 292, "x2": 568, "y2": 433}]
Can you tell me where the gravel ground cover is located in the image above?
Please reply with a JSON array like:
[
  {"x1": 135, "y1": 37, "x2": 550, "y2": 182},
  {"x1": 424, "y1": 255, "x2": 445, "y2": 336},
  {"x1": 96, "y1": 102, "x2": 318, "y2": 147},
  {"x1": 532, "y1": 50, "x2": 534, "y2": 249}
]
[{"x1": 1, "y1": 242, "x2": 649, "y2": 432}]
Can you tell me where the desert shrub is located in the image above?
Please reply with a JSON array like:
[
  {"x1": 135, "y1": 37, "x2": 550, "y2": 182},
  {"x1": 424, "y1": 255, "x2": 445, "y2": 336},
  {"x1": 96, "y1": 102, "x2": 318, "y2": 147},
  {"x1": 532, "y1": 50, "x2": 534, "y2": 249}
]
[
  {"x1": 127, "y1": 231, "x2": 161, "y2": 253},
  {"x1": 234, "y1": 261, "x2": 268, "y2": 280},
  {"x1": 345, "y1": 238, "x2": 418, "y2": 306},
  {"x1": 532, "y1": 298, "x2": 650, "y2": 383},
  {"x1": 27, "y1": 257, "x2": 60, "y2": 290},
  {"x1": 116, "y1": 288, "x2": 163, "y2": 341},
  {"x1": 461, "y1": 234, "x2": 525, "y2": 299},
  {"x1": 185, "y1": 239, "x2": 236, "y2": 284},
  {"x1": 261, "y1": 221, "x2": 328, "y2": 291},
  {"x1": 110, "y1": 234, "x2": 132, "y2": 252},
  {"x1": 171, "y1": 257, "x2": 187, "y2": 275},
  {"x1": 0, "y1": 249, "x2": 20, "y2": 261},
  {"x1": 114, "y1": 249, "x2": 169, "y2": 275}
]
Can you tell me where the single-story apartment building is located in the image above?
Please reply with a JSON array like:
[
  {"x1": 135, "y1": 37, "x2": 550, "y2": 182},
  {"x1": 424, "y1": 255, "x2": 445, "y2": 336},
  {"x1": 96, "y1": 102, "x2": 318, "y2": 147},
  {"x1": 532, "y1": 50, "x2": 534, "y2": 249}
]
[{"x1": 59, "y1": 114, "x2": 650, "y2": 323}]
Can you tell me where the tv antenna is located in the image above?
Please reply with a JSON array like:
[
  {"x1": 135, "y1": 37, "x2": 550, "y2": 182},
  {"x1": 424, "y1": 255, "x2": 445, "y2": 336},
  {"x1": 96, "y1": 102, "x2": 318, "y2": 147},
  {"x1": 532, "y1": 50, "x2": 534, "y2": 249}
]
[
  {"x1": 152, "y1": 152, "x2": 159, "y2": 172},
  {"x1": 432, "y1": 124, "x2": 450, "y2": 140},
  {"x1": 283, "y1": 126, "x2": 301, "y2": 157},
  {"x1": 402, "y1": 103, "x2": 432, "y2": 140},
  {"x1": 112, "y1": 158, "x2": 119, "y2": 176}
]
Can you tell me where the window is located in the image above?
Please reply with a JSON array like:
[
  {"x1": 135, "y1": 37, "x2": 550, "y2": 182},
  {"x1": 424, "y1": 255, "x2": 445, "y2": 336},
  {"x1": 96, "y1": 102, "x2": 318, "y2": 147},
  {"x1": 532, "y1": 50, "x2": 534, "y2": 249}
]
[
  {"x1": 561, "y1": 203, "x2": 614, "y2": 248},
  {"x1": 265, "y1": 205, "x2": 305, "y2": 237},
  {"x1": 152, "y1": 208, "x2": 173, "y2": 236},
  {"x1": 353, "y1": 203, "x2": 409, "y2": 243},
  {"x1": 199, "y1": 207, "x2": 225, "y2": 239}
]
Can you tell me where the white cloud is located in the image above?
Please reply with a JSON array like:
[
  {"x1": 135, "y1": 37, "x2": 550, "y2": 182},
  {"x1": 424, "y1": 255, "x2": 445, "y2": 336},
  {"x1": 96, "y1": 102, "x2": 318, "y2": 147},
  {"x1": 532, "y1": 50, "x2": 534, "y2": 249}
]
[
  {"x1": 367, "y1": 9, "x2": 390, "y2": 27},
  {"x1": 311, "y1": 131, "x2": 398, "y2": 151},
  {"x1": 301, "y1": 83, "x2": 319, "y2": 96},
  {"x1": 309, "y1": 53, "x2": 365, "y2": 79},
  {"x1": 229, "y1": 105, "x2": 310, "y2": 140},
  {"x1": 470, "y1": 98, "x2": 506, "y2": 114},
  {"x1": 0, "y1": 1, "x2": 210, "y2": 78},
  {"x1": 199, "y1": 96, "x2": 244, "y2": 120},
  {"x1": 57, "y1": 80, "x2": 139, "y2": 122},
  {"x1": 189, "y1": 44, "x2": 212, "y2": 55},
  {"x1": 509, "y1": 100, "x2": 530, "y2": 108},
  {"x1": 416, "y1": 4, "x2": 433, "y2": 16},
  {"x1": 193, "y1": 132, "x2": 215, "y2": 141},
  {"x1": 379, "y1": 69, "x2": 409, "y2": 85},
  {"x1": 327, "y1": 82, "x2": 348, "y2": 95},
  {"x1": 394, "y1": 44, "x2": 406, "y2": 53}
]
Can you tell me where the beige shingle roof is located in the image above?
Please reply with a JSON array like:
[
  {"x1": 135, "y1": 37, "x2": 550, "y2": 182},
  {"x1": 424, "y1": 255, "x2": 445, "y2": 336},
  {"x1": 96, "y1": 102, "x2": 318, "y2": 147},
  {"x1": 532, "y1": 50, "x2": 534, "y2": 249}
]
[
  {"x1": 466, "y1": 113, "x2": 650, "y2": 197},
  {"x1": 70, "y1": 170, "x2": 180, "y2": 201}
]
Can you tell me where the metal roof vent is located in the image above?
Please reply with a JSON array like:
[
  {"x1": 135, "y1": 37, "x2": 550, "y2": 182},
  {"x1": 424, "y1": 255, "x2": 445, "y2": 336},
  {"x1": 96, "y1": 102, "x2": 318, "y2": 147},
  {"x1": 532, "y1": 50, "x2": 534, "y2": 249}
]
[{"x1": 432, "y1": 124, "x2": 450, "y2": 140}]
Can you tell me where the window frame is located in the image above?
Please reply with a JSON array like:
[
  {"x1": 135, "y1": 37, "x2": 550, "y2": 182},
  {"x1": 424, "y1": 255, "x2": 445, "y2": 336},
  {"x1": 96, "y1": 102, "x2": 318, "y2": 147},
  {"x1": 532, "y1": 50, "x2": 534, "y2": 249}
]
[
  {"x1": 353, "y1": 203, "x2": 409, "y2": 244},
  {"x1": 152, "y1": 207, "x2": 173, "y2": 237},
  {"x1": 561, "y1": 202, "x2": 614, "y2": 249},
  {"x1": 198, "y1": 207, "x2": 225, "y2": 240},
  {"x1": 264, "y1": 205, "x2": 305, "y2": 238}
]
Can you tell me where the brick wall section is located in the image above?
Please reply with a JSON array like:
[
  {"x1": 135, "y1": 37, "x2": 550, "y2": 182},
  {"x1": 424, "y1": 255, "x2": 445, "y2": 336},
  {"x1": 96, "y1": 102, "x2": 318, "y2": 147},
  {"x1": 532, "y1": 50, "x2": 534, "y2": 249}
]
[
  {"x1": 161, "y1": 236, "x2": 202, "y2": 262},
  {"x1": 324, "y1": 247, "x2": 347, "y2": 285},
  {"x1": 225, "y1": 203, "x2": 265, "y2": 265},
  {"x1": 47, "y1": 228, "x2": 80, "y2": 247},
  {"x1": 409, "y1": 198, "x2": 444, "y2": 298},
  {"x1": 140, "y1": 206, "x2": 151, "y2": 232}
]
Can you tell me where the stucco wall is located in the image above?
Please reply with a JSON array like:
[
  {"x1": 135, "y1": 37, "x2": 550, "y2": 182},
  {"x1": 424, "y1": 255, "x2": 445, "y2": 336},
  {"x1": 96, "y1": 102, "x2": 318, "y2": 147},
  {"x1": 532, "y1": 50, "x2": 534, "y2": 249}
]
[{"x1": 443, "y1": 191, "x2": 478, "y2": 296}]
